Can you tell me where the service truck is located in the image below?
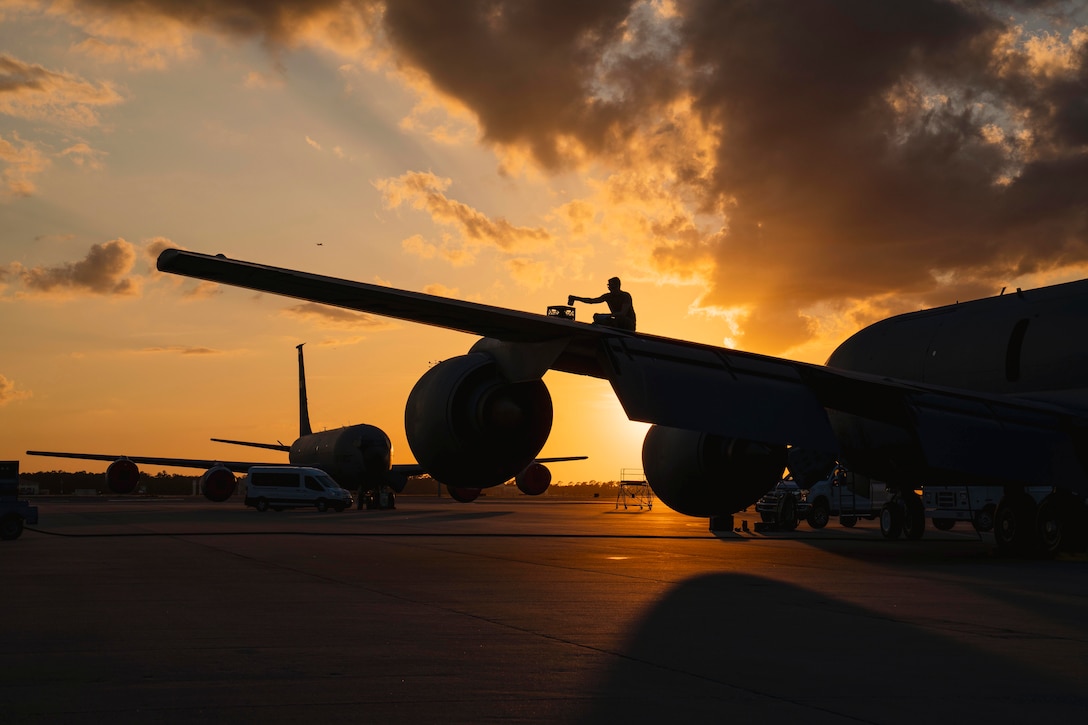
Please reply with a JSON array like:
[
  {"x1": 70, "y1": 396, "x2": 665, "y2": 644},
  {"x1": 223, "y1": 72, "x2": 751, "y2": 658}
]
[
  {"x1": 805, "y1": 466, "x2": 894, "y2": 529},
  {"x1": 922, "y1": 485, "x2": 1053, "y2": 532}
]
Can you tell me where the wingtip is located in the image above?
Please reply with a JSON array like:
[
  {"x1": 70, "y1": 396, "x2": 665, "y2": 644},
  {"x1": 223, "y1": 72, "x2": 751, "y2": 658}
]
[{"x1": 155, "y1": 247, "x2": 181, "y2": 271}]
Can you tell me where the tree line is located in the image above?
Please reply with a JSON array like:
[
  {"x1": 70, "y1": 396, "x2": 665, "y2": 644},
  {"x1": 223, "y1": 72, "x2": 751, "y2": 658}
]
[{"x1": 19, "y1": 470, "x2": 626, "y2": 498}]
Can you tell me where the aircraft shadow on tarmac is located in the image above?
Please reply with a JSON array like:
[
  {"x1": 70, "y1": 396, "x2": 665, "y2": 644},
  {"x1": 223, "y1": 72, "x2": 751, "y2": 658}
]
[{"x1": 577, "y1": 572, "x2": 1086, "y2": 722}]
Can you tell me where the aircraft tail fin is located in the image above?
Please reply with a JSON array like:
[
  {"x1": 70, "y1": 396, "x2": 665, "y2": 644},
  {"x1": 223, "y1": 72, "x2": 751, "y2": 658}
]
[{"x1": 297, "y1": 343, "x2": 313, "y2": 437}]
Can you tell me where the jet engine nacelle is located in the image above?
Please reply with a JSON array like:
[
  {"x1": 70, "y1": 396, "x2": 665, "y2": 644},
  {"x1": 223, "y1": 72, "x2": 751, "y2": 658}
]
[
  {"x1": 405, "y1": 353, "x2": 552, "y2": 490},
  {"x1": 642, "y1": 425, "x2": 787, "y2": 517},
  {"x1": 515, "y1": 462, "x2": 552, "y2": 496},
  {"x1": 105, "y1": 458, "x2": 140, "y2": 495},
  {"x1": 200, "y1": 465, "x2": 237, "y2": 502}
]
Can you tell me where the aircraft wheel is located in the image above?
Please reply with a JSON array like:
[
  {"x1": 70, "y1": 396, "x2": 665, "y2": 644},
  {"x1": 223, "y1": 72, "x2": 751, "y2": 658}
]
[
  {"x1": 880, "y1": 502, "x2": 903, "y2": 539},
  {"x1": 255, "y1": 498, "x2": 269, "y2": 512},
  {"x1": 315, "y1": 499, "x2": 328, "y2": 513},
  {"x1": 0, "y1": 513, "x2": 24, "y2": 540},
  {"x1": 1036, "y1": 494, "x2": 1066, "y2": 557},
  {"x1": 932, "y1": 518, "x2": 956, "y2": 531},
  {"x1": 973, "y1": 505, "x2": 996, "y2": 533},
  {"x1": 994, "y1": 492, "x2": 1038, "y2": 556},
  {"x1": 807, "y1": 499, "x2": 829, "y2": 529},
  {"x1": 902, "y1": 494, "x2": 925, "y2": 540},
  {"x1": 385, "y1": 492, "x2": 396, "y2": 510},
  {"x1": 839, "y1": 515, "x2": 857, "y2": 528}
]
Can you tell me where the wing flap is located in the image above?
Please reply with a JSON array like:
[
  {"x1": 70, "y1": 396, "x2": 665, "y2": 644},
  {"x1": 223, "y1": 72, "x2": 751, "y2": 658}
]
[{"x1": 602, "y1": 337, "x2": 840, "y2": 451}]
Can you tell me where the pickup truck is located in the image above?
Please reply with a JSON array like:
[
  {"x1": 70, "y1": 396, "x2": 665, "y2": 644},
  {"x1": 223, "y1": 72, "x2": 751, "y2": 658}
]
[
  {"x1": 755, "y1": 478, "x2": 810, "y2": 530},
  {"x1": 805, "y1": 466, "x2": 893, "y2": 529}
]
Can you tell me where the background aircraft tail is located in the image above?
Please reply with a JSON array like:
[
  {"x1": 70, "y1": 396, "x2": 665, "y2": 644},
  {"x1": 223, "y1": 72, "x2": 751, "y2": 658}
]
[{"x1": 298, "y1": 343, "x2": 313, "y2": 437}]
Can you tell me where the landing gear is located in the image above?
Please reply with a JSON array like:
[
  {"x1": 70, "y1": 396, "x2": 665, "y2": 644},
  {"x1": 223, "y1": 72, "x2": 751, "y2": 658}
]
[
  {"x1": 360, "y1": 487, "x2": 397, "y2": 510},
  {"x1": 1035, "y1": 492, "x2": 1087, "y2": 557},
  {"x1": 994, "y1": 491, "x2": 1038, "y2": 556},
  {"x1": 972, "y1": 505, "x2": 996, "y2": 533},
  {"x1": 902, "y1": 493, "x2": 925, "y2": 540}
]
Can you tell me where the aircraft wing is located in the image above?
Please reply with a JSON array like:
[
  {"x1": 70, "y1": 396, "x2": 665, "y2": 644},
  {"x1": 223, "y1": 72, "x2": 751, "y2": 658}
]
[
  {"x1": 26, "y1": 450, "x2": 279, "y2": 473},
  {"x1": 157, "y1": 248, "x2": 608, "y2": 345},
  {"x1": 157, "y1": 249, "x2": 1088, "y2": 488},
  {"x1": 391, "y1": 456, "x2": 588, "y2": 478}
]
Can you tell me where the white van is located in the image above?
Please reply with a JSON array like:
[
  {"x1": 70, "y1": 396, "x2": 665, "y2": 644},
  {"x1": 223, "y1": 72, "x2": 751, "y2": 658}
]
[{"x1": 243, "y1": 466, "x2": 353, "y2": 512}]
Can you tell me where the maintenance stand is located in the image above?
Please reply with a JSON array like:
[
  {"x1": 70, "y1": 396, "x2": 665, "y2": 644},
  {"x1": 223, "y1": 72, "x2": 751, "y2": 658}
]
[{"x1": 615, "y1": 468, "x2": 653, "y2": 510}]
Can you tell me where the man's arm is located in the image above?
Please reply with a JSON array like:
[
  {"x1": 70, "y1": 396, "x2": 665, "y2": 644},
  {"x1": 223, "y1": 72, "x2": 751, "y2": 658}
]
[{"x1": 568, "y1": 294, "x2": 607, "y2": 305}]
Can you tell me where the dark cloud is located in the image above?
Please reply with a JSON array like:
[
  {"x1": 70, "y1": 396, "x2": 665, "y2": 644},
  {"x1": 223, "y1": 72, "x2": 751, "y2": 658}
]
[{"x1": 66, "y1": 0, "x2": 1088, "y2": 351}]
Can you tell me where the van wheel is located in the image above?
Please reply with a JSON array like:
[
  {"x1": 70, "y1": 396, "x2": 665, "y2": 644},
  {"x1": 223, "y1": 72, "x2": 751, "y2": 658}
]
[
  {"x1": 333, "y1": 503, "x2": 345, "y2": 512},
  {"x1": 839, "y1": 515, "x2": 857, "y2": 528},
  {"x1": 255, "y1": 498, "x2": 269, "y2": 512},
  {"x1": 315, "y1": 499, "x2": 327, "y2": 512},
  {"x1": 932, "y1": 518, "x2": 955, "y2": 531}
]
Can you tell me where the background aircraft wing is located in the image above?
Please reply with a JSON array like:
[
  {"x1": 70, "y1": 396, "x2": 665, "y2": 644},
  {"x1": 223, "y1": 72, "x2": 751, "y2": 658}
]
[
  {"x1": 391, "y1": 456, "x2": 588, "y2": 478},
  {"x1": 26, "y1": 450, "x2": 278, "y2": 473}
]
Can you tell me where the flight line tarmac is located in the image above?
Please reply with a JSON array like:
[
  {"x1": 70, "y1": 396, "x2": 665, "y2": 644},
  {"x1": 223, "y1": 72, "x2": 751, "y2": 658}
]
[{"x1": 3, "y1": 496, "x2": 1087, "y2": 724}]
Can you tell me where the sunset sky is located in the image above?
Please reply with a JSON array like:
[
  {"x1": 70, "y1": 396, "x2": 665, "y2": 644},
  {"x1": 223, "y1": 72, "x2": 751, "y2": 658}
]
[{"x1": 3, "y1": 1, "x2": 1087, "y2": 484}]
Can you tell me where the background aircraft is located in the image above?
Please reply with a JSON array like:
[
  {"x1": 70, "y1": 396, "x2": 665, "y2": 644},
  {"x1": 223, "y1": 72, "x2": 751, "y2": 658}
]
[
  {"x1": 158, "y1": 248, "x2": 1088, "y2": 555},
  {"x1": 28, "y1": 343, "x2": 585, "y2": 508}
]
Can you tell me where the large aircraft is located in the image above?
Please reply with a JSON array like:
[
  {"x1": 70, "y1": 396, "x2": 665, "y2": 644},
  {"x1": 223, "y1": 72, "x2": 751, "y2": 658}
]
[
  {"x1": 157, "y1": 248, "x2": 1088, "y2": 555},
  {"x1": 28, "y1": 343, "x2": 585, "y2": 508}
]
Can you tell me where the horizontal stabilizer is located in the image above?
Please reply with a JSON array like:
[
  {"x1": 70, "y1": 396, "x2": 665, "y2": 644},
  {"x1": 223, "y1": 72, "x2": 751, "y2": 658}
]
[{"x1": 211, "y1": 437, "x2": 291, "y2": 452}]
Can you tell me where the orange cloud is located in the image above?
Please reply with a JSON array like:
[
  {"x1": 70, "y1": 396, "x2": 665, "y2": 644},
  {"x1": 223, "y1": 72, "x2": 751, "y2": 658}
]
[
  {"x1": 0, "y1": 373, "x2": 33, "y2": 406},
  {"x1": 0, "y1": 54, "x2": 123, "y2": 126},
  {"x1": 17, "y1": 239, "x2": 140, "y2": 297},
  {"x1": 281, "y1": 302, "x2": 397, "y2": 330},
  {"x1": 0, "y1": 132, "x2": 49, "y2": 197},
  {"x1": 377, "y1": 171, "x2": 553, "y2": 264}
]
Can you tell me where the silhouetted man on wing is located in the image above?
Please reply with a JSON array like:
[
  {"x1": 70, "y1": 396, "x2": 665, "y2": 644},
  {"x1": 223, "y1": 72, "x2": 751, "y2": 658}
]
[{"x1": 568, "y1": 277, "x2": 636, "y2": 331}]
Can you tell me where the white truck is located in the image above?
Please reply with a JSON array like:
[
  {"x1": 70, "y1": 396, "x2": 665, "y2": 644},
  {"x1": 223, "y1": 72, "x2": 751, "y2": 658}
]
[
  {"x1": 922, "y1": 485, "x2": 1053, "y2": 532},
  {"x1": 805, "y1": 466, "x2": 894, "y2": 529}
]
